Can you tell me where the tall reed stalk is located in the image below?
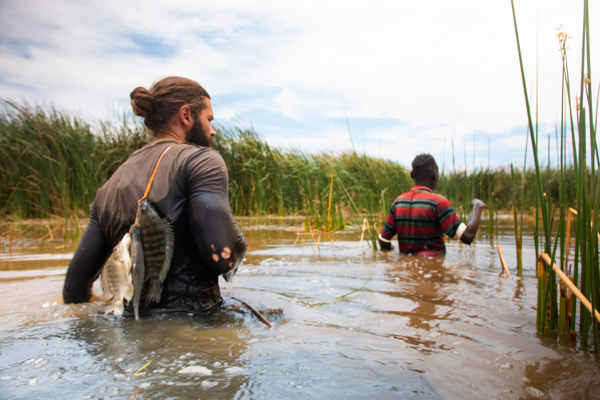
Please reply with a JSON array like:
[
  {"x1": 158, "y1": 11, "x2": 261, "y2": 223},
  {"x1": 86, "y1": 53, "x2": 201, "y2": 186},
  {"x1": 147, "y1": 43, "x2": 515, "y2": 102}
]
[
  {"x1": 511, "y1": 0, "x2": 599, "y2": 350},
  {"x1": 511, "y1": 163, "x2": 523, "y2": 273}
]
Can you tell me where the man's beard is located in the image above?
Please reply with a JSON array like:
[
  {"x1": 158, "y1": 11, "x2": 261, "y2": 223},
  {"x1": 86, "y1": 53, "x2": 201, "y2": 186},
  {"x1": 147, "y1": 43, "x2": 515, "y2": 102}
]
[{"x1": 185, "y1": 119, "x2": 213, "y2": 147}]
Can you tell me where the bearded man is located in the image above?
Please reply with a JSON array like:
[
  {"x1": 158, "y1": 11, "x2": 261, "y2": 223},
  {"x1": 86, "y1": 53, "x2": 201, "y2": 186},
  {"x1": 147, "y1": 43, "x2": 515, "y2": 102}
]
[{"x1": 63, "y1": 77, "x2": 247, "y2": 316}]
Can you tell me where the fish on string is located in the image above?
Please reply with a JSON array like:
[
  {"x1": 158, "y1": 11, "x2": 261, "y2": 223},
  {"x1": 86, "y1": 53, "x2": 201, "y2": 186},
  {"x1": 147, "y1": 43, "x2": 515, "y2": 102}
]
[
  {"x1": 131, "y1": 198, "x2": 175, "y2": 320},
  {"x1": 101, "y1": 233, "x2": 134, "y2": 316},
  {"x1": 130, "y1": 143, "x2": 177, "y2": 320}
]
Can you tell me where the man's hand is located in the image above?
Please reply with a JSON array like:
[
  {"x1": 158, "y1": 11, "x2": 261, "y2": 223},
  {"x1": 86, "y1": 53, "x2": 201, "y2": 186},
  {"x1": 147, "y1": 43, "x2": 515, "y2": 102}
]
[
  {"x1": 470, "y1": 199, "x2": 488, "y2": 210},
  {"x1": 378, "y1": 238, "x2": 393, "y2": 252},
  {"x1": 461, "y1": 198, "x2": 487, "y2": 245}
]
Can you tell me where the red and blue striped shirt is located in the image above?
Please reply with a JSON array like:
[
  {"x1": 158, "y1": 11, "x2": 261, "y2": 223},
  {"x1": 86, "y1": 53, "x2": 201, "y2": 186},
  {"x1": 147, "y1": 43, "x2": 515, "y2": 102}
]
[{"x1": 379, "y1": 186, "x2": 462, "y2": 255}]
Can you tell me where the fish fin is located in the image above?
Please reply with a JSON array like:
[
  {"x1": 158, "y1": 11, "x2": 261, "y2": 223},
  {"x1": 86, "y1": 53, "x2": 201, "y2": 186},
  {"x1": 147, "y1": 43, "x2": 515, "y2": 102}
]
[
  {"x1": 119, "y1": 236, "x2": 132, "y2": 278},
  {"x1": 100, "y1": 268, "x2": 113, "y2": 299},
  {"x1": 223, "y1": 265, "x2": 238, "y2": 283},
  {"x1": 130, "y1": 224, "x2": 145, "y2": 321},
  {"x1": 125, "y1": 283, "x2": 134, "y2": 301},
  {"x1": 159, "y1": 218, "x2": 175, "y2": 282},
  {"x1": 104, "y1": 300, "x2": 124, "y2": 317}
]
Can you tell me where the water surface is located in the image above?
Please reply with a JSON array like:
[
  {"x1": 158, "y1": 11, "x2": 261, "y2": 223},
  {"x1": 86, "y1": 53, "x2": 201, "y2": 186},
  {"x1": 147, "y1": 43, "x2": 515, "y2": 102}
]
[{"x1": 0, "y1": 218, "x2": 599, "y2": 399}]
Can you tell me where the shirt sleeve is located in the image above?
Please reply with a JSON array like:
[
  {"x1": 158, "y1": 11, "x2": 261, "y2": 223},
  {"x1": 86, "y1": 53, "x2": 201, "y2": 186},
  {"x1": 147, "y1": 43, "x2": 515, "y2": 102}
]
[
  {"x1": 185, "y1": 150, "x2": 247, "y2": 280},
  {"x1": 437, "y1": 197, "x2": 462, "y2": 238},
  {"x1": 63, "y1": 202, "x2": 112, "y2": 303},
  {"x1": 380, "y1": 203, "x2": 397, "y2": 241}
]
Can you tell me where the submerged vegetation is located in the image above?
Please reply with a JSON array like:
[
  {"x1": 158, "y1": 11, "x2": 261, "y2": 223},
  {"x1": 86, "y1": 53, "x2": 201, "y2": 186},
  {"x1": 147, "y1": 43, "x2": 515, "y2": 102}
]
[{"x1": 512, "y1": 0, "x2": 599, "y2": 350}]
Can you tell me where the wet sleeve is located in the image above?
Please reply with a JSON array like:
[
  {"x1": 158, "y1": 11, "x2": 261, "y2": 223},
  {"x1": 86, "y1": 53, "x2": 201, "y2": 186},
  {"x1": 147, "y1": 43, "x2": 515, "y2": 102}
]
[
  {"x1": 63, "y1": 202, "x2": 112, "y2": 303},
  {"x1": 380, "y1": 203, "x2": 397, "y2": 241},
  {"x1": 437, "y1": 198, "x2": 462, "y2": 238},
  {"x1": 186, "y1": 150, "x2": 247, "y2": 278}
]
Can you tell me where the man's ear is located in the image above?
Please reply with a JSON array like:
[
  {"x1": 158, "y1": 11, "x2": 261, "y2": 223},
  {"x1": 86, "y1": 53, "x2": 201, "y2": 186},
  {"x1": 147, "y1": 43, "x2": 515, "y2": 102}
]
[
  {"x1": 178, "y1": 105, "x2": 193, "y2": 127},
  {"x1": 410, "y1": 171, "x2": 414, "y2": 180}
]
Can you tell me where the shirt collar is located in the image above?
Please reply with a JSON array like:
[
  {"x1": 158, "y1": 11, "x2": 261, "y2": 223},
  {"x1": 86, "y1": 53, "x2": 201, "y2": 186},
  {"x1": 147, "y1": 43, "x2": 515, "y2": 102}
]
[{"x1": 410, "y1": 185, "x2": 434, "y2": 193}]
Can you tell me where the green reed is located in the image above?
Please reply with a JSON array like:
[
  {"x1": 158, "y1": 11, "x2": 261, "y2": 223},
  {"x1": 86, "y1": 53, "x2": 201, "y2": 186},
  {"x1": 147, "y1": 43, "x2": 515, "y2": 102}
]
[
  {"x1": 1, "y1": 100, "x2": 584, "y2": 224},
  {"x1": 512, "y1": 0, "x2": 599, "y2": 350},
  {"x1": 511, "y1": 163, "x2": 523, "y2": 273},
  {"x1": 0, "y1": 102, "x2": 409, "y2": 233},
  {"x1": 0, "y1": 101, "x2": 151, "y2": 220},
  {"x1": 213, "y1": 126, "x2": 410, "y2": 233}
]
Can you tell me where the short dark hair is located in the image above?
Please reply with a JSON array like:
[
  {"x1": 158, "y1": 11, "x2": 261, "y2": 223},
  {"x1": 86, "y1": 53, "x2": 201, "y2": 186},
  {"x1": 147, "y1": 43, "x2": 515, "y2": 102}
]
[
  {"x1": 411, "y1": 153, "x2": 437, "y2": 179},
  {"x1": 130, "y1": 76, "x2": 211, "y2": 136}
]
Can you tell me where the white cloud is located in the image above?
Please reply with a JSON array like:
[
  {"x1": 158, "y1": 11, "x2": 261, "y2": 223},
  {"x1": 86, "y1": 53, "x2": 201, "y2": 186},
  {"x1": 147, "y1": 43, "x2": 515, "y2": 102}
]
[{"x1": 0, "y1": 0, "x2": 597, "y2": 167}]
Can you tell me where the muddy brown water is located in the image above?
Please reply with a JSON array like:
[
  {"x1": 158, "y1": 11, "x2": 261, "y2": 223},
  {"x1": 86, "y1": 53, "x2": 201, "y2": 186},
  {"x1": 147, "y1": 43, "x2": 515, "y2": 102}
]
[{"x1": 0, "y1": 217, "x2": 599, "y2": 399}]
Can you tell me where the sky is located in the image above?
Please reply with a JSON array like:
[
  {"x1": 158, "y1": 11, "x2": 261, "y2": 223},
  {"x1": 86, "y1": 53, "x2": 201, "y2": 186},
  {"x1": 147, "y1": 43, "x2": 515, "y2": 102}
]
[{"x1": 0, "y1": 0, "x2": 597, "y2": 172}]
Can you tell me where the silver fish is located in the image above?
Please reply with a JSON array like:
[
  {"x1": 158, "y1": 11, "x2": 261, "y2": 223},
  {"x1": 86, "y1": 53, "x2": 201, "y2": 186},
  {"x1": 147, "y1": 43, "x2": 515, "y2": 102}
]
[
  {"x1": 101, "y1": 233, "x2": 133, "y2": 316},
  {"x1": 133, "y1": 198, "x2": 175, "y2": 308}
]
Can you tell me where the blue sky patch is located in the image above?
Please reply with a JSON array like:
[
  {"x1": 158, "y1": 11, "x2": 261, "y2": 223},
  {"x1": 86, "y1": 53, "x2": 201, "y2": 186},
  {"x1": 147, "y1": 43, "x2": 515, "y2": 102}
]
[{"x1": 121, "y1": 33, "x2": 177, "y2": 58}]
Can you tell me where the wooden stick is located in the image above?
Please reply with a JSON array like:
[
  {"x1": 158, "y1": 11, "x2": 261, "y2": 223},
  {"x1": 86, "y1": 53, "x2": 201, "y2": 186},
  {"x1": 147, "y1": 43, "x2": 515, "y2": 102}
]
[
  {"x1": 565, "y1": 209, "x2": 573, "y2": 269},
  {"x1": 540, "y1": 253, "x2": 600, "y2": 324},
  {"x1": 36, "y1": 224, "x2": 61, "y2": 242},
  {"x1": 497, "y1": 244, "x2": 513, "y2": 279},
  {"x1": 230, "y1": 296, "x2": 272, "y2": 328},
  {"x1": 309, "y1": 230, "x2": 320, "y2": 249},
  {"x1": 359, "y1": 218, "x2": 367, "y2": 250},
  {"x1": 127, "y1": 388, "x2": 143, "y2": 400}
]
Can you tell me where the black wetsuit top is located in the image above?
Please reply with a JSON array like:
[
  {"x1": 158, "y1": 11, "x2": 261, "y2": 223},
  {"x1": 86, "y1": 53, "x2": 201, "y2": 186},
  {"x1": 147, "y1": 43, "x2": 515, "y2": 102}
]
[{"x1": 62, "y1": 139, "x2": 247, "y2": 315}]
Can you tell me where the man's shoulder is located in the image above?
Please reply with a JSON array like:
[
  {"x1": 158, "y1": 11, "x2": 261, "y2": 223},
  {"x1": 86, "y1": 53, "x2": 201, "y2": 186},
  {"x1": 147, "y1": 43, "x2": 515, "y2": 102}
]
[
  {"x1": 395, "y1": 189, "x2": 451, "y2": 206},
  {"x1": 134, "y1": 141, "x2": 224, "y2": 166},
  {"x1": 178, "y1": 144, "x2": 225, "y2": 166}
]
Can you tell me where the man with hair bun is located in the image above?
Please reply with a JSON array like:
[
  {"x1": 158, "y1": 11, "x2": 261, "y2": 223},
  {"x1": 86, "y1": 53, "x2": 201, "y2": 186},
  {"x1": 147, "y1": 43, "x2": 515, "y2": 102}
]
[
  {"x1": 63, "y1": 76, "x2": 247, "y2": 316},
  {"x1": 378, "y1": 153, "x2": 487, "y2": 256}
]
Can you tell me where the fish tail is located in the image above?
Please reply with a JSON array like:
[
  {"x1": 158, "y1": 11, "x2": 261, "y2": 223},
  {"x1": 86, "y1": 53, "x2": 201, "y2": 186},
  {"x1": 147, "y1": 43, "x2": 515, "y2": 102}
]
[{"x1": 145, "y1": 280, "x2": 162, "y2": 304}]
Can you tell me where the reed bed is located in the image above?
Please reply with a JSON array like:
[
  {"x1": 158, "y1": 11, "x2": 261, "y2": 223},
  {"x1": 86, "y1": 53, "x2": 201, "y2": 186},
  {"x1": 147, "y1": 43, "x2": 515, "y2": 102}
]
[
  {"x1": 0, "y1": 103, "x2": 408, "y2": 238},
  {"x1": 438, "y1": 165, "x2": 577, "y2": 214},
  {"x1": 0, "y1": 100, "x2": 585, "y2": 237},
  {"x1": 511, "y1": 0, "x2": 599, "y2": 350},
  {"x1": 212, "y1": 126, "x2": 411, "y2": 229},
  {"x1": 0, "y1": 101, "x2": 149, "y2": 220}
]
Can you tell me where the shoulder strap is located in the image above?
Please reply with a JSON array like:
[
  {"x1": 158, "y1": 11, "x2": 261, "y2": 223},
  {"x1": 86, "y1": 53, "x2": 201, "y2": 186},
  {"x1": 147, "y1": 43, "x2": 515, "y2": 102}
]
[{"x1": 140, "y1": 143, "x2": 177, "y2": 201}]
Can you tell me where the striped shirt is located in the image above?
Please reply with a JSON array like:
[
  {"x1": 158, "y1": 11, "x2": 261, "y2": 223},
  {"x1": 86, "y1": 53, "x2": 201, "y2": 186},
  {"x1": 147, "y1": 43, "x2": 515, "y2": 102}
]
[{"x1": 379, "y1": 186, "x2": 463, "y2": 255}]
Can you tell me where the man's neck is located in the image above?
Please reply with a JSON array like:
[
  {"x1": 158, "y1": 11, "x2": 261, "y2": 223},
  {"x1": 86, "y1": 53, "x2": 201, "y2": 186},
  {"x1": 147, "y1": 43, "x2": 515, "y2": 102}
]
[
  {"x1": 154, "y1": 130, "x2": 186, "y2": 142},
  {"x1": 413, "y1": 181, "x2": 435, "y2": 191}
]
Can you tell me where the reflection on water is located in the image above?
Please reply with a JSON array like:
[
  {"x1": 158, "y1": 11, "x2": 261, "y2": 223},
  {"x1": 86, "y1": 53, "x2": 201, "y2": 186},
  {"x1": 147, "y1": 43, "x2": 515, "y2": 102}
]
[{"x1": 0, "y1": 218, "x2": 599, "y2": 399}]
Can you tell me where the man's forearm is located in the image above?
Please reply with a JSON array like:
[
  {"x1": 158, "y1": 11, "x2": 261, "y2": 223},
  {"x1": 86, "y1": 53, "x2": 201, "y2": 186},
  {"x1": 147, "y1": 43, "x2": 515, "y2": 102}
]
[
  {"x1": 460, "y1": 199, "x2": 487, "y2": 244},
  {"x1": 189, "y1": 191, "x2": 247, "y2": 278},
  {"x1": 63, "y1": 212, "x2": 111, "y2": 303}
]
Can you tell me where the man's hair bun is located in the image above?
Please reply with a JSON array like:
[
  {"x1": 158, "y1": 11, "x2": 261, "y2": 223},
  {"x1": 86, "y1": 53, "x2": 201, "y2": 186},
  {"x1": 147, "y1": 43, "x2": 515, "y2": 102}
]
[
  {"x1": 130, "y1": 87, "x2": 155, "y2": 118},
  {"x1": 129, "y1": 77, "x2": 210, "y2": 136}
]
